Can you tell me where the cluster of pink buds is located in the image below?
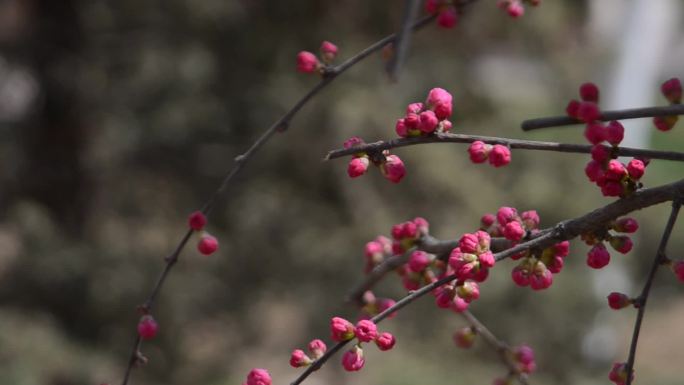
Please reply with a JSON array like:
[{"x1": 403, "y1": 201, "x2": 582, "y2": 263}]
[
  {"x1": 395, "y1": 88, "x2": 453, "y2": 137},
  {"x1": 188, "y1": 211, "x2": 219, "y2": 255},
  {"x1": 344, "y1": 137, "x2": 406, "y2": 183},
  {"x1": 467, "y1": 141, "x2": 512, "y2": 168},
  {"x1": 296, "y1": 41, "x2": 339, "y2": 74},
  {"x1": 391, "y1": 217, "x2": 430, "y2": 254},
  {"x1": 482, "y1": 207, "x2": 537, "y2": 243},
  {"x1": 296, "y1": 317, "x2": 396, "y2": 372},
  {"x1": 289, "y1": 339, "x2": 327, "y2": 368},
  {"x1": 137, "y1": 314, "x2": 159, "y2": 340},
  {"x1": 448, "y1": 231, "x2": 495, "y2": 282},
  {"x1": 581, "y1": 217, "x2": 637, "y2": 269},
  {"x1": 654, "y1": 78, "x2": 681, "y2": 131},
  {"x1": 242, "y1": 368, "x2": 272, "y2": 385},
  {"x1": 496, "y1": 0, "x2": 540, "y2": 18},
  {"x1": 568, "y1": 83, "x2": 648, "y2": 197},
  {"x1": 359, "y1": 291, "x2": 397, "y2": 320},
  {"x1": 609, "y1": 362, "x2": 634, "y2": 385},
  {"x1": 481, "y1": 207, "x2": 570, "y2": 290},
  {"x1": 434, "y1": 279, "x2": 480, "y2": 312},
  {"x1": 425, "y1": 0, "x2": 459, "y2": 28}
]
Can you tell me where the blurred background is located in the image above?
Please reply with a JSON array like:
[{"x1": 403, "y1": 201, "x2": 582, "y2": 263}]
[{"x1": 0, "y1": 1, "x2": 683, "y2": 384}]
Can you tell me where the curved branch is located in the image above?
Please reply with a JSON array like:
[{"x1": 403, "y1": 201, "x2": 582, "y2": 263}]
[
  {"x1": 521, "y1": 104, "x2": 684, "y2": 131},
  {"x1": 325, "y1": 133, "x2": 684, "y2": 162},
  {"x1": 625, "y1": 199, "x2": 681, "y2": 385}
]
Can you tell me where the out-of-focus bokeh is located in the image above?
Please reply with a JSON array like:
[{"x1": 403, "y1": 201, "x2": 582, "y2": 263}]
[{"x1": 0, "y1": 1, "x2": 683, "y2": 384}]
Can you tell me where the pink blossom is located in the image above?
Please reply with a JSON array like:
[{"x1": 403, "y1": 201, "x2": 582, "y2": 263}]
[
  {"x1": 290, "y1": 349, "x2": 312, "y2": 367},
  {"x1": 437, "y1": 7, "x2": 458, "y2": 28},
  {"x1": 377, "y1": 298, "x2": 397, "y2": 318},
  {"x1": 566, "y1": 99, "x2": 580, "y2": 118},
  {"x1": 395, "y1": 118, "x2": 408, "y2": 137},
  {"x1": 308, "y1": 339, "x2": 327, "y2": 359},
  {"x1": 546, "y1": 255, "x2": 564, "y2": 274},
  {"x1": 489, "y1": 145, "x2": 511, "y2": 167},
  {"x1": 137, "y1": 315, "x2": 158, "y2": 340},
  {"x1": 459, "y1": 233, "x2": 479, "y2": 253},
  {"x1": 375, "y1": 332, "x2": 396, "y2": 351},
  {"x1": 419, "y1": 110, "x2": 439, "y2": 133},
  {"x1": 653, "y1": 115, "x2": 678, "y2": 131},
  {"x1": 481, "y1": 213, "x2": 496, "y2": 228},
  {"x1": 435, "y1": 287, "x2": 455, "y2": 308},
  {"x1": 408, "y1": 250, "x2": 431, "y2": 272},
  {"x1": 514, "y1": 345, "x2": 536, "y2": 374},
  {"x1": 521, "y1": 210, "x2": 540, "y2": 230},
  {"x1": 320, "y1": 41, "x2": 338, "y2": 63},
  {"x1": 456, "y1": 281, "x2": 480, "y2": 303},
  {"x1": 468, "y1": 141, "x2": 491, "y2": 163},
  {"x1": 404, "y1": 112, "x2": 420, "y2": 128},
  {"x1": 354, "y1": 319, "x2": 378, "y2": 342},
  {"x1": 585, "y1": 160, "x2": 604, "y2": 182},
  {"x1": 347, "y1": 157, "x2": 369, "y2": 178},
  {"x1": 453, "y1": 327, "x2": 476, "y2": 348},
  {"x1": 605, "y1": 121, "x2": 624, "y2": 145},
  {"x1": 661, "y1": 77, "x2": 682, "y2": 104},
  {"x1": 296, "y1": 51, "x2": 319, "y2": 73},
  {"x1": 382, "y1": 154, "x2": 406, "y2": 183},
  {"x1": 497, "y1": 206, "x2": 518, "y2": 225},
  {"x1": 478, "y1": 251, "x2": 495, "y2": 269},
  {"x1": 197, "y1": 235, "x2": 219, "y2": 255},
  {"x1": 451, "y1": 296, "x2": 469, "y2": 312},
  {"x1": 554, "y1": 241, "x2": 570, "y2": 258},
  {"x1": 406, "y1": 102, "x2": 424, "y2": 114},
  {"x1": 476, "y1": 230, "x2": 491, "y2": 250},
  {"x1": 440, "y1": 119, "x2": 453, "y2": 132},
  {"x1": 607, "y1": 292, "x2": 631, "y2": 310},
  {"x1": 330, "y1": 317, "x2": 355, "y2": 342},
  {"x1": 413, "y1": 217, "x2": 430, "y2": 236},
  {"x1": 584, "y1": 122, "x2": 606, "y2": 144},
  {"x1": 587, "y1": 243, "x2": 611, "y2": 269},
  {"x1": 512, "y1": 265, "x2": 530, "y2": 287},
  {"x1": 530, "y1": 267, "x2": 553, "y2": 290},
  {"x1": 609, "y1": 362, "x2": 633, "y2": 385},
  {"x1": 188, "y1": 211, "x2": 207, "y2": 231},
  {"x1": 341, "y1": 346, "x2": 365, "y2": 372},
  {"x1": 506, "y1": 1, "x2": 525, "y2": 18},
  {"x1": 591, "y1": 144, "x2": 611, "y2": 162},
  {"x1": 605, "y1": 160, "x2": 626, "y2": 181},
  {"x1": 427, "y1": 87, "x2": 453, "y2": 108},
  {"x1": 613, "y1": 217, "x2": 639, "y2": 233},
  {"x1": 579, "y1": 82, "x2": 600, "y2": 103},
  {"x1": 601, "y1": 180, "x2": 624, "y2": 197},
  {"x1": 609, "y1": 235, "x2": 633, "y2": 254},
  {"x1": 245, "y1": 369, "x2": 272, "y2": 385},
  {"x1": 364, "y1": 240, "x2": 383, "y2": 261},
  {"x1": 503, "y1": 221, "x2": 525, "y2": 241},
  {"x1": 577, "y1": 101, "x2": 600, "y2": 123},
  {"x1": 627, "y1": 159, "x2": 645, "y2": 180},
  {"x1": 401, "y1": 221, "x2": 418, "y2": 239}
]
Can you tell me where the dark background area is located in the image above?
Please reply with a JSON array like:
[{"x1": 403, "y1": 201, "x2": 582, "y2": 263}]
[{"x1": 0, "y1": 1, "x2": 683, "y2": 384}]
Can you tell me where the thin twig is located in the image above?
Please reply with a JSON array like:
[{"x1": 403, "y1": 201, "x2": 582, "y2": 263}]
[
  {"x1": 521, "y1": 104, "x2": 684, "y2": 131},
  {"x1": 460, "y1": 310, "x2": 529, "y2": 385},
  {"x1": 386, "y1": 0, "x2": 421, "y2": 81},
  {"x1": 624, "y1": 199, "x2": 681, "y2": 385},
  {"x1": 118, "y1": 12, "x2": 441, "y2": 385},
  {"x1": 325, "y1": 132, "x2": 684, "y2": 162},
  {"x1": 288, "y1": 178, "x2": 684, "y2": 385}
]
